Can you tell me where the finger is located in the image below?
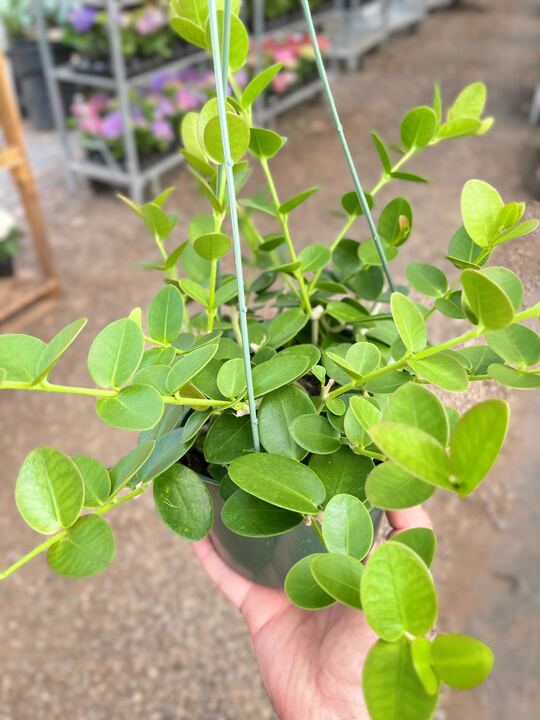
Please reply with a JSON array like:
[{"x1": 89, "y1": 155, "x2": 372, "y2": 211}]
[
  {"x1": 192, "y1": 537, "x2": 253, "y2": 611},
  {"x1": 386, "y1": 506, "x2": 432, "y2": 538}
]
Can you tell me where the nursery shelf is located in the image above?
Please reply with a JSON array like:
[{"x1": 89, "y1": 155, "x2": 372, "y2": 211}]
[
  {"x1": 426, "y1": 0, "x2": 455, "y2": 8},
  {"x1": 387, "y1": 0, "x2": 427, "y2": 34},
  {"x1": 324, "y1": 3, "x2": 389, "y2": 72},
  {"x1": 257, "y1": 77, "x2": 327, "y2": 123}
]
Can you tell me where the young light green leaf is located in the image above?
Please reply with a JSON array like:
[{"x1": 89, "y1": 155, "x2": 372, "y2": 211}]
[
  {"x1": 371, "y1": 131, "x2": 391, "y2": 173},
  {"x1": 391, "y1": 293, "x2": 427, "y2": 353},
  {"x1": 369, "y1": 422, "x2": 453, "y2": 490},
  {"x1": 383, "y1": 383, "x2": 449, "y2": 446},
  {"x1": 252, "y1": 354, "x2": 310, "y2": 396},
  {"x1": 259, "y1": 385, "x2": 315, "y2": 460},
  {"x1": 204, "y1": 112, "x2": 250, "y2": 164},
  {"x1": 483, "y1": 266, "x2": 523, "y2": 310},
  {"x1": 204, "y1": 11, "x2": 248, "y2": 71},
  {"x1": 366, "y1": 462, "x2": 435, "y2": 510},
  {"x1": 147, "y1": 285, "x2": 184, "y2": 344},
  {"x1": 409, "y1": 355, "x2": 469, "y2": 392},
  {"x1": 203, "y1": 413, "x2": 253, "y2": 464},
  {"x1": 458, "y1": 345, "x2": 502, "y2": 375},
  {"x1": 153, "y1": 464, "x2": 213, "y2": 540},
  {"x1": 400, "y1": 106, "x2": 438, "y2": 149},
  {"x1": 15, "y1": 447, "x2": 84, "y2": 534},
  {"x1": 171, "y1": 16, "x2": 207, "y2": 48},
  {"x1": 449, "y1": 399, "x2": 509, "y2": 496},
  {"x1": 410, "y1": 637, "x2": 440, "y2": 696},
  {"x1": 289, "y1": 414, "x2": 341, "y2": 455},
  {"x1": 48, "y1": 515, "x2": 115, "y2": 578},
  {"x1": 346, "y1": 342, "x2": 381, "y2": 375},
  {"x1": 485, "y1": 324, "x2": 540, "y2": 366},
  {"x1": 461, "y1": 269, "x2": 514, "y2": 330},
  {"x1": 34, "y1": 318, "x2": 87, "y2": 382},
  {"x1": 447, "y1": 225, "x2": 484, "y2": 269},
  {"x1": 406, "y1": 263, "x2": 448, "y2": 297},
  {"x1": 96, "y1": 385, "x2": 163, "y2": 431},
  {"x1": 448, "y1": 82, "x2": 487, "y2": 120},
  {"x1": 378, "y1": 197, "x2": 412, "y2": 246},
  {"x1": 240, "y1": 64, "x2": 283, "y2": 108},
  {"x1": 179, "y1": 278, "x2": 209, "y2": 306},
  {"x1": 461, "y1": 179, "x2": 504, "y2": 247},
  {"x1": 431, "y1": 634, "x2": 494, "y2": 690},
  {"x1": 167, "y1": 343, "x2": 219, "y2": 393},
  {"x1": 322, "y1": 494, "x2": 373, "y2": 560},
  {"x1": 298, "y1": 244, "x2": 331, "y2": 273},
  {"x1": 487, "y1": 363, "x2": 540, "y2": 388},
  {"x1": 228, "y1": 453, "x2": 326, "y2": 514},
  {"x1": 310, "y1": 553, "x2": 363, "y2": 609},
  {"x1": 0, "y1": 334, "x2": 46, "y2": 382},
  {"x1": 216, "y1": 358, "x2": 246, "y2": 398},
  {"x1": 249, "y1": 127, "x2": 286, "y2": 159},
  {"x1": 73, "y1": 455, "x2": 111, "y2": 507},
  {"x1": 284, "y1": 554, "x2": 335, "y2": 610},
  {"x1": 141, "y1": 203, "x2": 175, "y2": 240},
  {"x1": 221, "y1": 490, "x2": 302, "y2": 537},
  {"x1": 391, "y1": 528, "x2": 437, "y2": 568},
  {"x1": 363, "y1": 638, "x2": 439, "y2": 720},
  {"x1": 349, "y1": 396, "x2": 381, "y2": 433},
  {"x1": 279, "y1": 187, "x2": 318, "y2": 215},
  {"x1": 193, "y1": 232, "x2": 231, "y2": 260},
  {"x1": 88, "y1": 318, "x2": 144, "y2": 389},
  {"x1": 494, "y1": 219, "x2": 539, "y2": 246},
  {"x1": 309, "y1": 447, "x2": 371, "y2": 504},
  {"x1": 361, "y1": 542, "x2": 437, "y2": 641}
]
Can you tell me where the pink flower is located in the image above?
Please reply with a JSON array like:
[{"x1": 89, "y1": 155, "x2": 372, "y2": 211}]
[
  {"x1": 80, "y1": 115, "x2": 102, "y2": 135},
  {"x1": 176, "y1": 89, "x2": 205, "y2": 111},
  {"x1": 272, "y1": 71, "x2": 296, "y2": 95},
  {"x1": 273, "y1": 47, "x2": 297, "y2": 68}
]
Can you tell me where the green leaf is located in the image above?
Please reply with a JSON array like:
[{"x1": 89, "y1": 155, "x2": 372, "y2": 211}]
[
  {"x1": 461, "y1": 269, "x2": 514, "y2": 330},
  {"x1": 389, "y1": 171, "x2": 429, "y2": 184},
  {"x1": 96, "y1": 385, "x2": 164, "y2": 431},
  {"x1": 153, "y1": 464, "x2": 213, "y2": 540},
  {"x1": 252, "y1": 354, "x2": 310, "y2": 396},
  {"x1": 203, "y1": 412, "x2": 253, "y2": 464},
  {"x1": 358, "y1": 239, "x2": 398, "y2": 266},
  {"x1": 167, "y1": 343, "x2": 219, "y2": 393},
  {"x1": 410, "y1": 637, "x2": 440, "y2": 695},
  {"x1": 322, "y1": 494, "x2": 373, "y2": 560},
  {"x1": 109, "y1": 440, "x2": 155, "y2": 494},
  {"x1": 15, "y1": 447, "x2": 84, "y2": 534},
  {"x1": 228, "y1": 453, "x2": 326, "y2": 514},
  {"x1": 400, "y1": 106, "x2": 438, "y2": 149},
  {"x1": 363, "y1": 638, "x2": 439, "y2": 720},
  {"x1": 461, "y1": 179, "x2": 504, "y2": 247},
  {"x1": 494, "y1": 218, "x2": 539, "y2": 245},
  {"x1": 204, "y1": 11, "x2": 248, "y2": 72},
  {"x1": 371, "y1": 131, "x2": 391, "y2": 173},
  {"x1": 132, "y1": 365, "x2": 169, "y2": 394},
  {"x1": 48, "y1": 515, "x2": 115, "y2": 578},
  {"x1": 361, "y1": 542, "x2": 437, "y2": 640},
  {"x1": 383, "y1": 384, "x2": 449, "y2": 445},
  {"x1": 88, "y1": 318, "x2": 144, "y2": 389},
  {"x1": 193, "y1": 232, "x2": 231, "y2": 261},
  {"x1": 259, "y1": 385, "x2": 315, "y2": 460},
  {"x1": 216, "y1": 357, "x2": 246, "y2": 398},
  {"x1": 349, "y1": 396, "x2": 381, "y2": 433},
  {"x1": 289, "y1": 414, "x2": 341, "y2": 455},
  {"x1": 136, "y1": 428, "x2": 190, "y2": 483},
  {"x1": 366, "y1": 370, "x2": 412, "y2": 394},
  {"x1": 0, "y1": 334, "x2": 45, "y2": 382},
  {"x1": 147, "y1": 286, "x2": 184, "y2": 344},
  {"x1": 266, "y1": 308, "x2": 309, "y2": 348},
  {"x1": 486, "y1": 323, "x2": 540, "y2": 366},
  {"x1": 431, "y1": 634, "x2": 494, "y2": 690},
  {"x1": 437, "y1": 117, "x2": 482, "y2": 141},
  {"x1": 171, "y1": 16, "x2": 207, "y2": 48},
  {"x1": 391, "y1": 293, "x2": 427, "y2": 353},
  {"x1": 391, "y1": 528, "x2": 437, "y2": 567},
  {"x1": 204, "y1": 112, "x2": 250, "y2": 163},
  {"x1": 73, "y1": 456, "x2": 111, "y2": 507},
  {"x1": 446, "y1": 226, "x2": 484, "y2": 269},
  {"x1": 221, "y1": 490, "x2": 302, "y2": 537},
  {"x1": 249, "y1": 127, "x2": 286, "y2": 159},
  {"x1": 341, "y1": 190, "x2": 374, "y2": 216},
  {"x1": 366, "y1": 462, "x2": 435, "y2": 510},
  {"x1": 34, "y1": 318, "x2": 87, "y2": 382},
  {"x1": 449, "y1": 399, "x2": 509, "y2": 496},
  {"x1": 298, "y1": 244, "x2": 331, "y2": 273},
  {"x1": 482, "y1": 266, "x2": 523, "y2": 310},
  {"x1": 285, "y1": 554, "x2": 335, "y2": 610},
  {"x1": 311, "y1": 553, "x2": 363, "y2": 609},
  {"x1": 348, "y1": 266, "x2": 384, "y2": 300},
  {"x1": 369, "y1": 422, "x2": 453, "y2": 490},
  {"x1": 487, "y1": 363, "x2": 540, "y2": 388},
  {"x1": 179, "y1": 278, "x2": 209, "y2": 306},
  {"x1": 378, "y1": 197, "x2": 412, "y2": 246},
  {"x1": 448, "y1": 82, "x2": 487, "y2": 120},
  {"x1": 406, "y1": 263, "x2": 448, "y2": 297},
  {"x1": 141, "y1": 203, "x2": 175, "y2": 240},
  {"x1": 325, "y1": 300, "x2": 369, "y2": 324},
  {"x1": 309, "y1": 447, "x2": 371, "y2": 504},
  {"x1": 434, "y1": 291, "x2": 465, "y2": 319},
  {"x1": 240, "y1": 63, "x2": 283, "y2": 108},
  {"x1": 325, "y1": 397, "x2": 346, "y2": 416},
  {"x1": 346, "y1": 342, "x2": 381, "y2": 375},
  {"x1": 458, "y1": 345, "x2": 502, "y2": 375},
  {"x1": 279, "y1": 187, "x2": 318, "y2": 215},
  {"x1": 409, "y1": 355, "x2": 469, "y2": 392}
]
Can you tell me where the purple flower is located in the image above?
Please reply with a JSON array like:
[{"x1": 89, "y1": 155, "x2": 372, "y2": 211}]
[
  {"x1": 151, "y1": 120, "x2": 174, "y2": 144},
  {"x1": 155, "y1": 97, "x2": 176, "y2": 119},
  {"x1": 69, "y1": 7, "x2": 98, "y2": 33},
  {"x1": 100, "y1": 111, "x2": 123, "y2": 140}
]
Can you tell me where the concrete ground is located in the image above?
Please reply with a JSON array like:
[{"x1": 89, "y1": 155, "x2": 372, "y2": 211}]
[{"x1": 1, "y1": 0, "x2": 539, "y2": 718}]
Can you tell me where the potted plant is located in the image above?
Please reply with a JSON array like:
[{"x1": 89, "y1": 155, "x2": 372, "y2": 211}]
[
  {"x1": 0, "y1": 208, "x2": 21, "y2": 277},
  {"x1": 1, "y1": 2, "x2": 539, "y2": 718}
]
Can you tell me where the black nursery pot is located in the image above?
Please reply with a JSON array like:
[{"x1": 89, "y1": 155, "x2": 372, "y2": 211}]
[
  {"x1": 9, "y1": 38, "x2": 53, "y2": 131},
  {"x1": 204, "y1": 477, "x2": 382, "y2": 589},
  {"x1": 0, "y1": 256, "x2": 14, "y2": 277}
]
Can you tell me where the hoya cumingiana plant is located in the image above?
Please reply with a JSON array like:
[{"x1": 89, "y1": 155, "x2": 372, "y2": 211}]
[{"x1": 1, "y1": 1, "x2": 540, "y2": 718}]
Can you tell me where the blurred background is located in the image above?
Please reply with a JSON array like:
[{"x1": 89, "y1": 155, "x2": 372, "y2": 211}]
[{"x1": 0, "y1": 0, "x2": 539, "y2": 718}]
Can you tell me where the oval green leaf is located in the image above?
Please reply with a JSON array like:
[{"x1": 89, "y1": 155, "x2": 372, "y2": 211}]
[
  {"x1": 284, "y1": 554, "x2": 335, "y2": 610},
  {"x1": 366, "y1": 462, "x2": 435, "y2": 510},
  {"x1": 310, "y1": 553, "x2": 363, "y2": 609},
  {"x1": 431, "y1": 634, "x2": 494, "y2": 690},
  {"x1": 391, "y1": 293, "x2": 427, "y2": 353},
  {"x1": 258, "y1": 385, "x2": 315, "y2": 460},
  {"x1": 153, "y1": 464, "x2": 213, "y2": 540},
  {"x1": 322, "y1": 493, "x2": 374, "y2": 560},
  {"x1": 48, "y1": 515, "x2": 115, "y2": 578},
  {"x1": 147, "y1": 285, "x2": 184, "y2": 343},
  {"x1": 96, "y1": 384, "x2": 164, "y2": 431},
  {"x1": 73, "y1": 455, "x2": 111, "y2": 507},
  {"x1": 88, "y1": 318, "x2": 144, "y2": 389},
  {"x1": 289, "y1": 414, "x2": 341, "y2": 455},
  {"x1": 221, "y1": 490, "x2": 302, "y2": 537}
]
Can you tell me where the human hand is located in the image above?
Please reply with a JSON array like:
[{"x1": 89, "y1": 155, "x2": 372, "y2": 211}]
[{"x1": 192, "y1": 506, "x2": 432, "y2": 720}]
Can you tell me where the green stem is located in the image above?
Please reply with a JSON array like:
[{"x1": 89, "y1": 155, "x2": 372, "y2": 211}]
[
  {"x1": 0, "y1": 487, "x2": 145, "y2": 581},
  {"x1": 354, "y1": 448, "x2": 385, "y2": 461},
  {"x1": 311, "y1": 520, "x2": 326, "y2": 548},
  {"x1": 370, "y1": 148, "x2": 416, "y2": 197},
  {"x1": 309, "y1": 213, "x2": 356, "y2": 294},
  {"x1": 207, "y1": 258, "x2": 218, "y2": 331}
]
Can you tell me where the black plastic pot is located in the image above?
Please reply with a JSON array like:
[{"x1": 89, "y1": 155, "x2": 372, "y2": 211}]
[
  {"x1": 205, "y1": 478, "x2": 382, "y2": 588},
  {"x1": 9, "y1": 38, "x2": 53, "y2": 130},
  {"x1": 0, "y1": 256, "x2": 15, "y2": 278}
]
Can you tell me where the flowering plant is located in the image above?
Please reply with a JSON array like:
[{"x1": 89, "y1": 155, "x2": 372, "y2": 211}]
[{"x1": 0, "y1": 0, "x2": 61, "y2": 39}]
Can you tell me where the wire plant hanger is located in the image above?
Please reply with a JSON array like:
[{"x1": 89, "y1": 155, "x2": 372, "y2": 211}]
[{"x1": 206, "y1": 0, "x2": 396, "y2": 451}]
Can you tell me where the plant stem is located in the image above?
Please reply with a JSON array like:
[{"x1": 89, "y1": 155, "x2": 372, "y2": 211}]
[
  {"x1": 354, "y1": 448, "x2": 385, "y2": 461},
  {"x1": 309, "y1": 213, "x2": 356, "y2": 293},
  {"x1": 311, "y1": 519, "x2": 326, "y2": 548},
  {"x1": 207, "y1": 258, "x2": 218, "y2": 331},
  {"x1": 0, "y1": 487, "x2": 145, "y2": 581},
  {"x1": 259, "y1": 157, "x2": 312, "y2": 313},
  {"x1": 369, "y1": 148, "x2": 416, "y2": 197}
]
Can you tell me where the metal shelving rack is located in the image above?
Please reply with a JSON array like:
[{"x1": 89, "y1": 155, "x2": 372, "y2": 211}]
[
  {"x1": 387, "y1": 0, "x2": 426, "y2": 34},
  {"x1": 426, "y1": 0, "x2": 455, "y2": 9},
  {"x1": 36, "y1": 0, "x2": 210, "y2": 204},
  {"x1": 324, "y1": 1, "x2": 389, "y2": 73}
]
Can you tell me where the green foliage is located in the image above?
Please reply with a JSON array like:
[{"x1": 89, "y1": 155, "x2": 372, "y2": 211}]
[
  {"x1": 48, "y1": 515, "x2": 115, "y2": 578},
  {"x1": 322, "y1": 494, "x2": 373, "y2": 560},
  {"x1": 153, "y1": 465, "x2": 213, "y2": 540},
  {"x1": 88, "y1": 318, "x2": 144, "y2": 389},
  {"x1": 430, "y1": 634, "x2": 494, "y2": 690}
]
